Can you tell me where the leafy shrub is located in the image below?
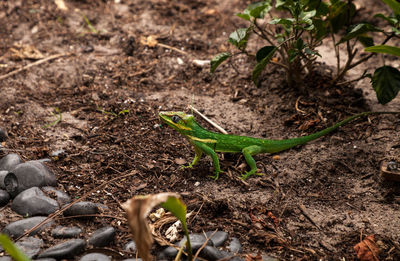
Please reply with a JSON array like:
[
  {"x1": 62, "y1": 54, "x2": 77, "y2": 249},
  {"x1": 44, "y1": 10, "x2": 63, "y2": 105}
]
[{"x1": 211, "y1": 0, "x2": 400, "y2": 104}]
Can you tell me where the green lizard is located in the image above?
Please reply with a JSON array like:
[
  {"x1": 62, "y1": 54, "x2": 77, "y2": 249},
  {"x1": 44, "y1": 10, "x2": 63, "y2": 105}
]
[{"x1": 159, "y1": 111, "x2": 399, "y2": 180}]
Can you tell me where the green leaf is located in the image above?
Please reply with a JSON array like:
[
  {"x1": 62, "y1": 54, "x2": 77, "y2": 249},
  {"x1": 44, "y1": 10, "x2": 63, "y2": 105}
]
[
  {"x1": 337, "y1": 23, "x2": 382, "y2": 44},
  {"x1": 328, "y1": 1, "x2": 356, "y2": 33},
  {"x1": 365, "y1": 45, "x2": 400, "y2": 56},
  {"x1": 252, "y1": 47, "x2": 277, "y2": 84},
  {"x1": 269, "y1": 18, "x2": 295, "y2": 26},
  {"x1": 381, "y1": 0, "x2": 400, "y2": 15},
  {"x1": 313, "y1": 18, "x2": 327, "y2": 40},
  {"x1": 374, "y1": 13, "x2": 398, "y2": 26},
  {"x1": 228, "y1": 28, "x2": 251, "y2": 50},
  {"x1": 256, "y1": 46, "x2": 276, "y2": 62},
  {"x1": 358, "y1": 35, "x2": 374, "y2": 47},
  {"x1": 210, "y1": 52, "x2": 231, "y2": 73},
  {"x1": 237, "y1": 1, "x2": 272, "y2": 20},
  {"x1": 371, "y1": 66, "x2": 400, "y2": 104},
  {"x1": 236, "y1": 13, "x2": 250, "y2": 21},
  {"x1": 160, "y1": 196, "x2": 192, "y2": 259},
  {"x1": 0, "y1": 234, "x2": 31, "y2": 261}
]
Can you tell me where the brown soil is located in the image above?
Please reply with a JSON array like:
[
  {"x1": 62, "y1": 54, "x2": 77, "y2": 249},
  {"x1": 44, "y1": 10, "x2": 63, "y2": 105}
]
[{"x1": 0, "y1": 0, "x2": 400, "y2": 260}]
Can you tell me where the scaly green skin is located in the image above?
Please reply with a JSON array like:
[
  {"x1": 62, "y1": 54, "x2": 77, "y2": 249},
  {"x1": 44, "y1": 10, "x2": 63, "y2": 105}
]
[{"x1": 159, "y1": 111, "x2": 399, "y2": 180}]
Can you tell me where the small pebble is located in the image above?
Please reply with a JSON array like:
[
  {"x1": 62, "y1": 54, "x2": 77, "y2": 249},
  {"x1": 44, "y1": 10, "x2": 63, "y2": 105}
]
[
  {"x1": 88, "y1": 226, "x2": 116, "y2": 247},
  {"x1": 0, "y1": 153, "x2": 22, "y2": 171},
  {"x1": 0, "y1": 189, "x2": 10, "y2": 207},
  {"x1": 123, "y1": 241, "x2": 137, "y2": 253},
  {"x1": 63, "y1": 201, "x2": 99, "y2": 217},
  {"x1": 52, "y1": 226, "x2": 82, "y2": 238},
  {"x1": 205, "y1": 231, "x2": 228, "y2": 247},
  {"x1": 37, "y1": 239, "x2": 86, "y2": 259},
  {"x1": 198, "y1": 246, "x2": 227, "y2": 261},
  {"x1": 228, "y1": 237, "x2": 242, "y2": 253},
  {"x1": 2, "y1": 216, "x2": 54, "y2": 238},
  {"x1": 177, "y1": 233, "x2": 213, "y2": 252},
  {"x1": 15, "y1": 236, "x2": 43, "y2": 258},
  {"x1": 79, "y1": 253, "x2": 111, "y2": 261},
  {"x1": 11, "y1": 187, "x2": 59, "y2": 216}
]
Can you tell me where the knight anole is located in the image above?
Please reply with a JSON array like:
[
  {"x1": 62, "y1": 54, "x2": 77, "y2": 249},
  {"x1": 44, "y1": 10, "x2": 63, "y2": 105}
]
[{"x1": 159, "y1": 111, "x2": 399, "y2": 180}]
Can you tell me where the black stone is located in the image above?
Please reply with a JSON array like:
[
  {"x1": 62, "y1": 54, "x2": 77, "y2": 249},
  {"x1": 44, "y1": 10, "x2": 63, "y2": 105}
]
[
  {"x1": 0, "y1": 128, "x2": 7, "y2": 142},
  {"x1": 0, "y1": 170, "x2": 8, "y2": 189},
  {"x1": 2, "y1": 216, "x2": 54, "y2": 238},
  {"x1": 11, "y1": 187, "x2": 59, "y2": 216},
  {"x1": 123, "y1": 240, "x2": 137, "y2": 253},
  {"x1": 51, "y1": 225, "x2": 82, "y2": 238},
  {"x1": 228, "y1": 237, "x2": 242, "y2": 253},
  {"x1": 79, "y1": 253, "x2": 111, "y2": 261},
  {"x1": 42, "y1": 186, "x2": 71, "y2": 206},
  {"x1": 63, "y1": 201, "x2": 99, "y2": 217},
  {"x1": 158, "y1": 246, "x2": 177, "y2": 259},
  {"x1": 198, "y1": 246, "x2": 227, "y2": 261},
  {"x1": 88, "y1": 226, "x2": 116, "y2": 247},
  {"x1": 0, "y1": 189, "x2": 10, "y2": 207},
  {"x1": 177, "y1": 233, "x2": 213, "y2": 252},
  {"x1": 15, "y1": 236, "x2": 44, "y2": 258},
  {"x1": 37, "y1": 239, "x2": 86, "y2": 259},
  {"x1": 5, "y1": 161, "x2": 57, "y2": 197},
  {"x1": 205, "y1": 231, "x2": 229, "y2": 247},
  {"x1": 0, "y1": 153, "x2": 22, "y2": 171}
]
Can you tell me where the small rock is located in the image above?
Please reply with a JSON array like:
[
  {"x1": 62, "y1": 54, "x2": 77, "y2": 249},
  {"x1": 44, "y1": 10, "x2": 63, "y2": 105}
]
[
  {"x1": 198, "y1": 246, "x2": 227, "y2": 261},
  {"x1": 63, "y1": 201, "x2": 99, "y2": 217},
  {"x1": 5, "y1": 161, "x2": 57, "y2": 197},
  {"x1": 2, "y1": 216, "x2": 54, "y2": 238},
  {"x1": 88, "y1": 226, "x2": 116, "y2": 247},
  {"x1": 0, "y1": 170, "x2": 8, "y2": 189},
  {"x1": 37, "y1": 239, "x2": 86, "y2": 259},
  {"x1": 42, "y1": 186, "x2": 71, "y2": 206},
  {"x1": 15, "y1": 236, "x2": 44, "y2": 258},
  {"x1": 49, "y1": 149, "x2": 66, "y2": 157},
  {"x1": 52, "y1": 226, "x2": 82, "y2": 238},
  {"x1": 0, "y1": 153, "x2": 22, "y2": 171},
  {"x1": 206, "y1": 231, "x2": 229, "y2": 247},
  {"x1": 158, "y1": 246, "x2": 177, "y2": 259},
  {"x1": 261, "y1": 254, "x2": 279, "y2": 261},
  {"x1": 192, "y1": 59, "x2": 210, "y2": 67},
  {"x1": 228, "y1": 237, "x2": 242, "y2": 253},
  {"x1": 11, "y1": 187, "x2": 59, "y2": 216},
  {"x1": 123, "y1": 241, "x2": 137, "y2": 253},
  {"x1": 0, "y1": 189, "x2": 10, "y2": 207},
  {"x1": 79, "y1": 253, "x2": 111, "y2": 261},
  {"x1": 177, "y1": 233, "x2": 213, "y2": 252},
  {"x1": 0, "y1": 257, "x2": 12, "y2": 261}
]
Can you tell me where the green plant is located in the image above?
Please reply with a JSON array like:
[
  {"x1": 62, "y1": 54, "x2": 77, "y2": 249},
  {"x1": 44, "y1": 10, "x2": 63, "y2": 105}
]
[
  {"x1": 42, "y1": 108, "x2": 62, "y2": 129},
  {"x1": 211, "y1": 0, "x2": 400, "y2": 104},
  {"x1": 0, "y1": 234, "x2": 31, "y2": 261}
]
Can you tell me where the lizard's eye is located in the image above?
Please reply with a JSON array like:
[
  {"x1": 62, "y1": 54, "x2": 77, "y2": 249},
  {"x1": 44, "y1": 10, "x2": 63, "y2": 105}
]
[{"x1": 171, "y1": 115, "x2": 181, "y2": 123}]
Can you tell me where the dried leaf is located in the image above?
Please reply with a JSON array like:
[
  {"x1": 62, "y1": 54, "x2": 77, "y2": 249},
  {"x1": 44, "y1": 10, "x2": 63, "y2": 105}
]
[
  {"x1": 354, "y1": 235, "x2": 380, "y2": 261},
  {"x1": 122, "y1": 192, "x2": 180, "y2": 261},
  {"x1": 54, "y1": 0, "x2": 68, "y2": 10},
  {"x1": 10, "y1": 44, "x2": 44, "y2": 60}
]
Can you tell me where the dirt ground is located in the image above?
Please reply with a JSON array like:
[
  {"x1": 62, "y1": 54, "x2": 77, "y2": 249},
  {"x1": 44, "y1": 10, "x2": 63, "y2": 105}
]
[{"x1": 1, "y1": 0, "x2": 400, "y2": 260}]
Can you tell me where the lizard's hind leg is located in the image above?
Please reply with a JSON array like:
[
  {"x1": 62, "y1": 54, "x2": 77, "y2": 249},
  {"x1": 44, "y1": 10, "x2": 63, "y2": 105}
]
[{"x1": 241, "y1": 145, "x2": 264, "y2": 179}]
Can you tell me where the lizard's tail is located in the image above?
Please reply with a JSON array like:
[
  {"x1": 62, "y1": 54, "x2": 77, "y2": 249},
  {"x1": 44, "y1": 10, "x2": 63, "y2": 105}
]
[{"x1": 265, "y1": 111, "x2": 399, "y2": 153}]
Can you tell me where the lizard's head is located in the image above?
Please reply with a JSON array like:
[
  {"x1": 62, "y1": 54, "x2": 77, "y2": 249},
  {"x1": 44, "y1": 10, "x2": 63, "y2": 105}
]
[{"x1": 159, "y1": 111, "x2": 195, "y2": 134}]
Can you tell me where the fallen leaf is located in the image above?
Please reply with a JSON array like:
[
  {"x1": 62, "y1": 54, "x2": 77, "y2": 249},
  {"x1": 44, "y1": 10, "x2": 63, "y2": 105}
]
[
  {"x1": 10, "y1": 44, "x2": 44, "y2": 60},
  {"x1": 175, "y1": 158, "x2": 187, "y2": 165},
  {"x1": 122, "y1": 192, "x2": 181, "y2": 261},
  {"x1": 354, "y1": 235, "x2": 379, "y2": 261}
]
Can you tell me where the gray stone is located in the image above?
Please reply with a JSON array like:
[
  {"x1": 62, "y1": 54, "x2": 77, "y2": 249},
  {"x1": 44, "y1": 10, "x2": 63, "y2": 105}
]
[
  {"x1": 261, "y1": 255, "x2": 279, "y2": 261},
  {"x1": 64, "y1": 201, "x2": 99, "y2": 217},
  {"x1": 79, "y1": 253, "x2": 112, "y2": 261},
  {"x1": 15, "y1": 236, "x2": 44, "y2": 258},
  {"x1": 0, "y1": 153, "x2": 22, "y2": 171},
  {"x1": 0, "y1": 189, "x2": 10, "y2": 207},
  {"x1": 88, "y1": 226, "x2": 116, "y2": 247},
  {"x1": 37, "y1": 239, "x2": 85, "y2": 259},
  {"x1": 123, "y1": 240, "x2": 136, "y2": 253},
  {"x1": 198, "y1": 246, "x2": 227, "y2": 261},
  {"x1": 228, "y1": 237, "x2": 242, "y2": 253},
  {"x1": 0, "y1": 170, "x2": 9, "y2": 189},
  {"x1": 5, "y1": 161, "x2": 57, "y2": 197},
  {"x1": 0, "y1": 128, "x2": 7, "y2": 142},
  {"x1": 11, "y1": 187, "x2": 59, "y2": 216},
  {"x1": 42, "y1": 186, "x2": 71, "y2": 206},
  {"x1": 0, "y1": 257, "x2": 12, "y2": 261},
  {"x1": 177, "y1": 233, "x2": 213, "y2": 252},
  {"x1": 52, "y1": 225, "x2": 82, "y2": 238},
  {"x1": 158, "y1": 246, "x2": 177, "y2": 259},
  {"x1": 205, "y1": 231, "x2": 229, "y2": 247},
  {"x1": 2, "y1": 216, "x2": 54, "y2": 238}
]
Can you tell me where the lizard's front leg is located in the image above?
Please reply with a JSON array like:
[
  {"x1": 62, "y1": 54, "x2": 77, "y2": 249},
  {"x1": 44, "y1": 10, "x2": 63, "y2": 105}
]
[
  {"x1": 181, "y1": 145, "x2": 203, "y2": 169},
  {"x1": 241, "y1": 145, "x2": 264, "y2": 179},
  {"x1": 193, "y1": 141, "x2": 221, "y2": 180}
]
